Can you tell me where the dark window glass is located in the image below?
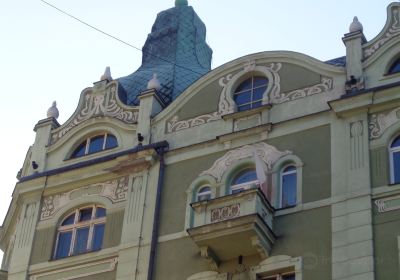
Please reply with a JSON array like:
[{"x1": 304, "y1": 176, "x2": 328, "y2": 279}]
[
  {"x1": 389, "y1": 59, "x2": 400, "y2": 75},
  {"x1": 282, "y1": 275, "x2": 295, "y2": 280},
  {"x1": 88, "y1": 136, "x2": 104, "y2": 154},
  {"x1": 74, "y1": 227, "x2": 89, "y2": 255},
  {"x1": 71, "y1": 141, "x2": 86, "y2": 158},
  {"x1": 281, "y1": 167, "x2": 297, "y2": 208},
  {"x1": 391, "y1": 136, "x2": 400, "y2": 148},
  {"x1": 92, "y1": 224, "x2": 105, "y2": 251},
  {"x1": 234, "y1": 76, "x2": 268, "y2": 111},
  {"x1": 61, "y1": 214, "x2": 75, "y2": 226},
  {"x1": 197, "y1": 186, "x2": 211, "y2": 201},
  {"x1": 233, "y1": 169, "x2": 257, "y2": 185},
  {"x1": 95, "y1": 207, "x2": 106, "y2": 218},
  {"x1": 393, "y1": 151, "x2": 400, "y2": 183},
  {"x1": 79, "y1": 208, "x2": 93, "y2": 222},
  {"x1": 55, "y1": 231, "x2": 72, "y2": 259},
  {"x1": 105, "y1": 135, "x2": 118, "y2": 149}
]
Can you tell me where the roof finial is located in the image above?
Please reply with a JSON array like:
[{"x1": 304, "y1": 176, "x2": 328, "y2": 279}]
[
  {"x1": 47, "y1": 101, "x2": 59, "y2": 119},
  {"x1": 147, "y1": 73, "x2": 161, "y2": 91},
  {"x1": 349, "y1": 16, "x2": 363, "y2": 33},
  {"x1": 100, "y1": 66, "x2": 113, "y2": 81},
  {"x1": 175, "y1": 0, "x2": 188, "y2": 7}
]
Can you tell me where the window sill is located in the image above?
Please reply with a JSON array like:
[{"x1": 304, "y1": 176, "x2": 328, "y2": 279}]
[{"x1": 221, "y1": 104, "x2": 271, "y2": 120}]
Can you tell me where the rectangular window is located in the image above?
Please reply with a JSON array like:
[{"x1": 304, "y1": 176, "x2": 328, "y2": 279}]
[{"x1": 74, "y1": 227, "x2": 90, "y2": 254}]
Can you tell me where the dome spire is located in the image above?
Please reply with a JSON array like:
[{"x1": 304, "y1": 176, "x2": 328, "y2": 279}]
[{"x1": 175, "y1": 0, "x2": 188, "y2": 7}]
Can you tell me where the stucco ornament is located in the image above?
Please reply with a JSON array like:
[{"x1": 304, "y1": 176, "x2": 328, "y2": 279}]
[
  {"x1": 364, "y1": 6, "x2": 400, "y2": 58},
  {"x1": 100, "y1": 66, "x2": 112, "y2": 81},
  {"x1": 51, "y1": 81, "x2": 138, "y2": 144},
  {"x1": 167, "y1": 112, "x2": 220, "y2": 133},
  {"x1": 349, "y1": 16, "x2": 363, "y2": 33},
  {"x1": 47, "y1": 101, "x2": 59, "y2": 119},
  {"x1": 369, "y1": 107, "x2": 400, "y2": 139},
  {"x1": 200, "y1": 142, "x2": 291, "y2": 182},
  {"x1": 40, "y1": 176, "x2": 129, "y2": 220}
]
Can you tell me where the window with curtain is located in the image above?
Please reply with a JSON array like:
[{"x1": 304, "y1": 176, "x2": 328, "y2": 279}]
[
  {"x1": 196, "y1": 186, "x2": 212, "y2": 201},
  {"x1": 54, "y1": 205, "x2": 106, "y2": 259},
  {"x1": 230, "y1": 168, "x2": 258, "y2": 194},
  {"x1": 280, "y1": 165, "x2": 297, "y2": 208}
]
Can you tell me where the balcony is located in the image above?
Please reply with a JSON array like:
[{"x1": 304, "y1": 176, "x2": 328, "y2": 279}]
[{"x1": 187, "y1": 187, "x2": 275, "y2": 268}]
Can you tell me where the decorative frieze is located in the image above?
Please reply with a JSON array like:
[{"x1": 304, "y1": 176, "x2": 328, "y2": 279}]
[
  {"x1": 375, "y1": 195, "x2": 400, "y2": 213},
  {"x1": 167, "y1": 112, "x2": 220, "y2": 133},
  {"x1": 40, "y1": 176, "x2": 129, "y2": 220},
  {"x1": 51, "y1": 81, "x2": 138, "y2": 144},
  {"x1": 369, "y1": 107, "x2": 400, "y2": 139},
  {"x1": 364, "y1": 6, "x2": 400, "y2": 59},
  {"x1": 210, "y1": 204, "x2": 240, "y2": 222},
  {"x1": 200, "y1": 142, "x2": 291, "y2": 182}
]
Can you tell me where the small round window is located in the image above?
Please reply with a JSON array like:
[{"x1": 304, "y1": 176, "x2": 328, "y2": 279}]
[{"x1": 233, "y1": 76, "x2": 268, "y2": 111}]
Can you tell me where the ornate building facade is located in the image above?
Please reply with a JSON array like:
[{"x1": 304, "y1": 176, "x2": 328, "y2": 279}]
[{"x1": 1, "y1": 1, "x2": 400, "y2": 279}]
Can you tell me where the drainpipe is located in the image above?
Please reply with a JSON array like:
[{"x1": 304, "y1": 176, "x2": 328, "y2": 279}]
[{"x1": 147, "y1": 145, "x2": 167, "y2": 280}]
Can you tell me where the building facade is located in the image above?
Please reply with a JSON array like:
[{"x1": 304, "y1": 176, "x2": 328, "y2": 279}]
[{"x1": 1, "y1": 1, "x2": 400, "y2": 279}]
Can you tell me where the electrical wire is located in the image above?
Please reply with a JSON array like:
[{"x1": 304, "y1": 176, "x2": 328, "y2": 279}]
[{"x1": 39, "y1": 0, "x2": 205, "y2": 76}]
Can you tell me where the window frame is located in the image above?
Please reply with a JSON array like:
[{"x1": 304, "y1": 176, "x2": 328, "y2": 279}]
[
  {"x1": 388, "y1": 58, "x2": 400, "y2": 75},
  {"x1": 279, "y1": 165, "x2": 297, "y2": 208},
  {"x1": 53, "y1": 205, "x2": 106, "y2": 259},
  {"x1": 70, "y1": 133, "x2": 118, "y2": 159},
  {"x1": 389, "y1": 135, "x2": 400, "y2": 184},
  {"x1": 233, "y1": 76, "x2": 268, "y2": 112},
  {"x1": 229, "y1": 168, "x2": 259, "y2": 194},
  {"x1": 196, "y1": 186, "x2": 212, "y2": 201}
]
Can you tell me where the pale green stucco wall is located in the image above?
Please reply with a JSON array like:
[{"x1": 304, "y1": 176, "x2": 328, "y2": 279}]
[{"x1": 370, "y1": 146, "x2": 389, "y2": 188}]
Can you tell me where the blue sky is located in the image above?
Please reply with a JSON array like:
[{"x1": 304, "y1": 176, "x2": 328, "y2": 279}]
[{"x1": 0, "y1": 0, "x2": 395, "y2": 262}]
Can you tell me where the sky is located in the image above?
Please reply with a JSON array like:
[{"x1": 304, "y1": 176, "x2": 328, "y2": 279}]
[{"x1": 0, "y1": 0, "x2": 396, "y2": 264}]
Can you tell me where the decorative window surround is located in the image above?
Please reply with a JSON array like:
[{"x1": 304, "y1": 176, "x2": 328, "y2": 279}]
[
  {"x1": 51, "y1": 80, "x2": 138, "y2": 144},
  {"x1": 40, "y1": 176, "x2": 129, "y2": 221},
  {"x1": 374, "y1": 194, "x2": 400, "y2": 212},
  {"x1": 250, "y1": 255, "x2": 302, "y2": 280},
  {"x1": 166, "y1": 61, "x2": 333, "y2": 134}
]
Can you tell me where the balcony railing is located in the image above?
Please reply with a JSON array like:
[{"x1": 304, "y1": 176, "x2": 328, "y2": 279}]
[{"x1": 187, "y1": 187, "x2": 275, "y2": 267}]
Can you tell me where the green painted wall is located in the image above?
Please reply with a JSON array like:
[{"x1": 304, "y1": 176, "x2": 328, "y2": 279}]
[
  {"x1": 0, "y1": 271, "x2": 7, "y2": 280},
  {"x1": 268, "y1": 125, "x2": 331, "y2": 203},
  {"x1": 103, "y1": 209, "x2": 124, "y2": 249},
  {"x1": 75, "y1": 270, "x2": 116, "y2": 280},
  {"x1": 273, "y1": 206, "x2": 332, "y2": 279},
  {"x1": 154, "y1": 237, "x2": 209, "y2": 280},
  {"x1": 31, "y1": 226, "x2": 56, "y2": 264},
  {"x1": 279, "y1": 64, "x2": 321, "y2": 93},
  {"x1": 373, "y1": 207, "x2": 400, "y2": 278},
  {"x1": 370, "y1": 146, "x2": 389, "y2": 188},
  {"x1": 160, "y1": 151, "x2": 225, "y2": 235}
]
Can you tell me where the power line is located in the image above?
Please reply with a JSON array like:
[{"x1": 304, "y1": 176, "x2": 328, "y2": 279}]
[{"x1": 39, "y1": 0, "x2": 205, "y2": 76}]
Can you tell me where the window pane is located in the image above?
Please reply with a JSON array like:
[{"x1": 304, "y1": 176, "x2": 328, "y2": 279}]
[
  {"x1": 282, "y1": 275, "x2": 295, "y2": 280},
  {"x1": 55, "y1": 231, "x2": 72, "y2": 259},
  {"x1": 79, "y1": 208, "x2": 93, "y2": 222},
  {"x1": 61, "y1": 213, "x2": 75, "y2": 226},
  {"x1": 282, "y1": 173, "x2": 297, "y2": 207},
  {"x1": 105, "y1": 134, "x2": 118, "y2": 149},
  {"x1": 253, "y1": 86, "x2": 266, "y2": 101},
  {"x1": 283, "y1": 165, "x2": 296, "y2": 173},
  {"x1": 233, "y1": 169, "x2": 257, "y2": 185},
  {"x1": 392, "y1": 136, "x2": 400, "y2": 148},
  {"x1": 393, "y1": 151, "x2": 400, "y2": 183},
  {"x1": 95, "y1": 207, "x2": 106, "y2": 218},
  {"x1": 74, "y1": 227, "x2": 89, "y2": 254},
  {"x1": 235, "y1": 79, "x2": 252, "y2": 92},
  {"x1": 238, "y1": 104, "x2": 251, "y2": 111},
  {"x1": 71, "y1": 141, "x2": 86, "y2": 158},
  {"x1": 251, "y1": 101, "x2": 262, "y2": 109},
  {"x1": 231, "y1": 187, "x2": 245, "y2": 194},
  {"x1": 88, "y1": 135, "x2": 104, "y2": 154},
  {"x1": 92, "y1": 224, "x2": 105, "y2": 251},
  {"x1": 389, "y1": 59, "x2": 400, "y2": 74},
  {"x1": 253, "y1": 77, "x2": 268, "y2": 87},
  {"x1": 234, "y1": 91, "x2": 251, "y2": 105}
]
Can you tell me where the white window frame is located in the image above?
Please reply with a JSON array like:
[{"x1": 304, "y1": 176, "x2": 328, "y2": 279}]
[
  {"x1": 196, "y1": 186, "x2": 212, "y2": 201},
  {"x1": 233, "y1": 76, "x2": 268, "y2": 111},
  {"x1": 389, "y1": 136, "x2": 400, "y2": 184},
  {"x1": 261, "y1": 273, "x2": 296, "y2": 280},
  {"x1": 71, "y1": 133, "x2": 117, "y2": 158},
  {"x1": 54, "y1": 205, "x2": 106, "y2": 259},
  {"x1": 279, "y1": 165, "x2": 297, "y2": 208},
  {"x1": 230, "y1": 179, "x2": 260, "y2": 194}
]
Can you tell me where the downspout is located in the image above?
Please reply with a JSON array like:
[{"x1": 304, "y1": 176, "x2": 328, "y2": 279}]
[{"x1": 147, "y1": 145, "x2": 168, "y2": 280}]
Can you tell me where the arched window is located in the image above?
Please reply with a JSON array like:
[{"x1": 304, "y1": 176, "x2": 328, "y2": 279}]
[
  {"x1": 196, "y1": 186, "x2": 211, "y2": 201},
  {"x1": 390, "y1": 135, "x2": 400, "y2": 184},
  {"x1": 230, "y1": 168, "x2": 258, "y2": 194},
  {"x1": 279, "y1": 165, "x2": 297, "y2": 208},
  {"x1": 54, "y1": 205, "x2": 106, "y2": 259},
  {"x1": 388, "y1": 58, "x2": 400, "y2": 75},
  {"x1": 70, "y1": 133, "x2": 118, "y2": 158},
  {"x1": 233, "y1": 76, "x2": 268, "y2": 111}
]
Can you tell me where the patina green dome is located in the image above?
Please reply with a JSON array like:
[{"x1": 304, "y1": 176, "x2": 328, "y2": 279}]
[{"x1": 175, "y1": 0, "x2": 188, "y2": 6}]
